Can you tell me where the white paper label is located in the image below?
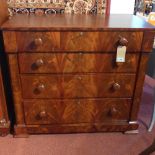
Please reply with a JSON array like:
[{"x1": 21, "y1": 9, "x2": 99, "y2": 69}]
[{"x1": 116, "y1": 46, "x2": 126, "y2": 62}]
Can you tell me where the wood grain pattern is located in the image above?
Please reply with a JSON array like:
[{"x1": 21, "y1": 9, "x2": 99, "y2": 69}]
[
  {"x1": 24, "y1": 98, "x2": 131, "y2": 125},
  {"x1": 26, "y1": 123, "x2": 138, "y2": 134},
  {"x1": 61, "y1": 32, "x2": 143, "y2": 52},
  {"x1": 142, "y1": 31, "x2": 155, "y2": 52},
  {"x1": 61, "y1": 32, "x2": 100, "y2": 52},
  {"x1": 130, "y1": 54, "x2": 150, "y2": 121},
  {"x1": 0, "y1": 0, "x2": 10, "y2": 136},
  {"x1": 1, "y1": 14, "x2": 154, "y2": 31},
  {"x1": 3, "y1": 31, "x2": 60, "y2": 53},
  {"x1": 0, "y1": 66, "x2": 10, "y2": 136},
  {"x1": 21, "y1": 74, "x2": 136, "y2": 99},
  {"x1": 0, "y1": 67, "x2": 8, "y2": 122},
  {"x1": 4, "y1": 31, "x2": 143, "y2": 53},
  {"x1": 3, "y1": 31, "x2": 18, "y2": 53},
  {"x1": 1, "y1": 14, "x2": 154, "y2": 135},
  {"x1": 18, "y1": 53, "x2": 140, "y2": 73},
  {"x1": 7, "y1": 55, "x2": 26, "y2": 126},
  {"x1": 16, "y1": 32, "x2": 60, "y2": 52}
]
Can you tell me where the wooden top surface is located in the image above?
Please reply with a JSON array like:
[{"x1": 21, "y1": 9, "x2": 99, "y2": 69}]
[{"x1": 1, "y1": 14, "x2": 155, "y2": 31}]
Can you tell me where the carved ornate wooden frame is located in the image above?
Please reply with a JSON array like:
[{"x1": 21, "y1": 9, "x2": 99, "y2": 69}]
[{"x1": 7, "y1": 0, "x2": 111, "y2": 15}]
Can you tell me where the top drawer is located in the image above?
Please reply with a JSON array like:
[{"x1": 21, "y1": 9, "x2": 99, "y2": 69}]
[
  {"x1": 61, "y1": 32, "x2": 143, "y2": 52},
  {"x1": 3, "y1": 31, "x2": 60, "y2": 53},
  {"x1": 3, "y1": 31, "x2": 143, "y2": 53}
]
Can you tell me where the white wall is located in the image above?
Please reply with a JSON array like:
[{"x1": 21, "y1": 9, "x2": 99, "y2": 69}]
[{"x1": 110, "y1": 0, "x2": 135, "y2": 14}]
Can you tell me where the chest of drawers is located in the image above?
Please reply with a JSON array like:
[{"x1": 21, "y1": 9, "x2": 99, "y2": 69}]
[{"x1": 1, "y1": 14, "x2": 155, "y2": 137}]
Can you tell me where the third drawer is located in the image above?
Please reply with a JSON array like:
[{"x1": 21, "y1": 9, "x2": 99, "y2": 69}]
[{"x1": 20, "y1": 74, "x2": 136, "y2": 99}]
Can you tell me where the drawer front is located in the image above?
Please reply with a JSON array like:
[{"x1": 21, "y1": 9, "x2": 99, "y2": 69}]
[
  {"x1": 3, "y1": 31, "x2": 143, "y2": 53},
  {"x1": 3, "y1": 31, "x2": 60, "y2": 52},
  {"x1": 19, "y1": 53, "x2": 139, "y2": 73},
  {"x1": 61, "y1": 32, "x2": 143, "y2": 52},
  {"x1": 23, "y1": 98, "x2": 131, "y2": 125},
  {"x1": 21, "y1": 74, "x2": 136, "y2": 99}
]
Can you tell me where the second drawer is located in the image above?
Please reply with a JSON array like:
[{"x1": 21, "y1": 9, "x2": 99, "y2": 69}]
[
  {"x1": 20, "y1": 74, "x2": 136, "y2": 99},
  {"x1": 18, "y1": 53, "x2": 139, "y2": 73}
]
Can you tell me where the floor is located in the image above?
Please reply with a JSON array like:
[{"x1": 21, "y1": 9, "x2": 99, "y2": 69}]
[{"x1": 0, "y1": 76, "x2": 155, "y2": 155}]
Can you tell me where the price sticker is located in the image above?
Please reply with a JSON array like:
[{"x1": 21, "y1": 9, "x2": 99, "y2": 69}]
[{"x1": 116, "y1": 46, "x2": 127, "y2": 62}]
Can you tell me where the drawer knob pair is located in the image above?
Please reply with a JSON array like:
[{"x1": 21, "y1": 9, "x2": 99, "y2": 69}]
[{"x1": 34, "y1": 38, "x2": 43, "y2": 46}]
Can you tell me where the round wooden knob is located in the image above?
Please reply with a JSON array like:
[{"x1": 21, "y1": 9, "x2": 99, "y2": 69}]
[
  {"x1": 35, "y1": 59, "x2": 44, "y2": 68},
  {"x1": 113, "y1": 82, "x2": 121, "y2": 91},
  {"x1": 109, "y1": 107, "x2": 117, "y2": 116},
  {"x1": 39, "y1": 111, "x2": 47, "y2": 118},
  {"x1": 80, "y1": 32, "x2": 84, "y2": 36},
  {"x1": 36, "y1": 83, "x2": 45, "y2": 92},
  {"x1": 77, "y1": 100, "x2": 81, "y2": 105},
  {"x1": 77, "y1": 76, "x2": 82, "y2": 80},
  {"x1": 34, "y1": 38, "x2": 43, "y2": 46},
  {"x1": 118, "y1": 36, "x2": 128, "y2": 46}
]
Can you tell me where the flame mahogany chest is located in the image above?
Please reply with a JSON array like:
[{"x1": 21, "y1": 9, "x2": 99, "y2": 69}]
[{"x1": 1, "y1": 14, "x2": 155, "y2": 137}]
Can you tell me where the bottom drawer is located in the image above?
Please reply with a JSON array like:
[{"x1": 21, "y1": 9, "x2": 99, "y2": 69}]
[{"x1": 23, "y1": 98, "x2": 132, "y2": 125}]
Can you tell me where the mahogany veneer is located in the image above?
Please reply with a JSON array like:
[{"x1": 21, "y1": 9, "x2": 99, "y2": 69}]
[
  {"x1": 1, "y1": 14, "x2": 155, "y2": 136},
  {"x1": 24, "y1": 98, "x2": 131, "y2": 125},
  {"x1": 3, "y1": 31, "x2": 143, "y2": 52},
  {"x1": 0, "y1": 0, "x2": 10, "y2": 136},
  {"x1": 18, "y1": 53, "x2": 139, "y2": 73},
  {"x1": 20, "y1": 74, "x2": 135, "y2": 99}
]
